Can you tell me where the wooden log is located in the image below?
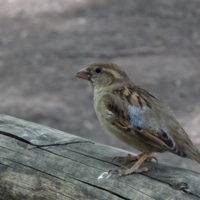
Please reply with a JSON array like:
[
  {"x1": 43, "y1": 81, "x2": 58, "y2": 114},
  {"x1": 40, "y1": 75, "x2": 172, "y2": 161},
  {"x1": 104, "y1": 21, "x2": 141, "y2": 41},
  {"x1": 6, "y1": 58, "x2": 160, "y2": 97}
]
[{"x1": 0, "y1": 115, "x2": 200, "y2": 200}]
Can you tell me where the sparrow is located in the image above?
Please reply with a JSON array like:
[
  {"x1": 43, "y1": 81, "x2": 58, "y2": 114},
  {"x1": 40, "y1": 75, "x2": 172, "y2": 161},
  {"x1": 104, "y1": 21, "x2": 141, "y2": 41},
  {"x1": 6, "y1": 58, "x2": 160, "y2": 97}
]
[{"x1": 75, "y1": 62, "x2": 200, "y2": 176}]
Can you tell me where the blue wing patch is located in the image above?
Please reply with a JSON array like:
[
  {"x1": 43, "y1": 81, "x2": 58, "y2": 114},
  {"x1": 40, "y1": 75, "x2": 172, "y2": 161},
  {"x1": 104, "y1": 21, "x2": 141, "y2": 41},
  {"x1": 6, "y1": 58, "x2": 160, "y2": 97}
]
[{"x1": 128, "y1": 105, "x2": 144, "y2": 128}]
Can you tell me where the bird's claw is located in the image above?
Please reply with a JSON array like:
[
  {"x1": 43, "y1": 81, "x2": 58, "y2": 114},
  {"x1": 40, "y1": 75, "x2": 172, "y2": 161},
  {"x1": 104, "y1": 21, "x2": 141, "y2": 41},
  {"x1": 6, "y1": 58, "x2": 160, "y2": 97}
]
[{"x1": 109, "y1": 166, "x2": 149, "y2": 176}]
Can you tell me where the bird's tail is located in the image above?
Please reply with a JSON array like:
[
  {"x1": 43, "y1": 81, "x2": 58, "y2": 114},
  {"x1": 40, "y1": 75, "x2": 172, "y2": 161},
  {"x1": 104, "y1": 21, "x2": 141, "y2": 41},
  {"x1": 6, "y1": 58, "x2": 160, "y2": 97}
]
[{"x1": 187, "y1": 148, "x2": 200, "y2": 164}]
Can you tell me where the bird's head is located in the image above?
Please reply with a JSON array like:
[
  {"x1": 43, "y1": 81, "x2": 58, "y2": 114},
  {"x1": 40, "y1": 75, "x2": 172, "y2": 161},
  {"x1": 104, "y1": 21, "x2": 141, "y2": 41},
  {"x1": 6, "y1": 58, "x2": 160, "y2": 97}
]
[{"x1": 75, "y1": 62, "x2": 130, "y2": 90}]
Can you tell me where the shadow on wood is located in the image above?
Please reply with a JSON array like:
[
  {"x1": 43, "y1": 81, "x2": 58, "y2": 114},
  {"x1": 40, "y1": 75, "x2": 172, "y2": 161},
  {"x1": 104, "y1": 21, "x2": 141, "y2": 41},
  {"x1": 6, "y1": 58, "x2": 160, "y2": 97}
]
[{"x1": 0, "y1": 115, "x2": 200, "y2": 200}]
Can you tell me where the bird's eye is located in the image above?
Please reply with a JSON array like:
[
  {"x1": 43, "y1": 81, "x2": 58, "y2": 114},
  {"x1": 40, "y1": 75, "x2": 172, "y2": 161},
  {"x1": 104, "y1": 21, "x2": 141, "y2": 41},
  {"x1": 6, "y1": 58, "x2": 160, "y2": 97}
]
[{"x1": 95, "y1": 67, "x2": 102, "y2": 73}]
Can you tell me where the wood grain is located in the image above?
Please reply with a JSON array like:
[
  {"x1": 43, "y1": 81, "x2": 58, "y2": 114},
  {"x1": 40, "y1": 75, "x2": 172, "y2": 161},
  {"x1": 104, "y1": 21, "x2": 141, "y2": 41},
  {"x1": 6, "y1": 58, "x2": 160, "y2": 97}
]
[{"x1": 0, "y1": 115, "x2": 199, "y2": 200}]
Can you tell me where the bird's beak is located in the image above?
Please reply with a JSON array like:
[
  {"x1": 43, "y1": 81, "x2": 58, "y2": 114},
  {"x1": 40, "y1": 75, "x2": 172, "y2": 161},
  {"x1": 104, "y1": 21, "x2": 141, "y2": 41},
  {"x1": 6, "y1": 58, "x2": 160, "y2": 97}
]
[{"x1": 75, "y1": 68, "x2": 91, "y2": 80}]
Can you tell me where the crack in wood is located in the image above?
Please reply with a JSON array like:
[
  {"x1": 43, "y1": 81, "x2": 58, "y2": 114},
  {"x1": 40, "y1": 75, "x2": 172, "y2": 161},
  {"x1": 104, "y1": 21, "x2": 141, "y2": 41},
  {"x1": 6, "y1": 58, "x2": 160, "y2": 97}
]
[
  {"x1": 0, "y1": 131, "x2": 33, "y2": 145},
  {"x1": 28, "y1": 141, "x2": 94, "y2": 150},
  {"x1": 47, "y1": 146, "x2": 121, "y2": 167},
  {"x1": 70, "y1": 177, "x2": 131, "y2": 200},
  {"x1": 0, "y1": 131, "x2": 93, "y2": 150},
  {"x1": 142, "y1": 173, "x2": 200, "y2": 198},
  {"x1": 40, "y1": 148, "x2": 104, "y2": 169}
]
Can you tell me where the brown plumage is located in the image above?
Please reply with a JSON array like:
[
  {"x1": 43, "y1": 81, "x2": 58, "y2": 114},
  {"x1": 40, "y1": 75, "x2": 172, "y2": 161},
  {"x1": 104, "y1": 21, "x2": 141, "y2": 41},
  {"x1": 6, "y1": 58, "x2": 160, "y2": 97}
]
[{"x1": 75, "y1": 62, "x2": 200, "y2": 176}]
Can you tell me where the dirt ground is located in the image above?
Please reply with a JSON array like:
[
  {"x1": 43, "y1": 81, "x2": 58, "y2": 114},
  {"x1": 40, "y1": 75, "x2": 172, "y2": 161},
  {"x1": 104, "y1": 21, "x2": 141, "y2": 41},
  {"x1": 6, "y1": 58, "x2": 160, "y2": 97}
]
[{"x1": 0, "y1": 0, "x2": 200, "y2": 172}]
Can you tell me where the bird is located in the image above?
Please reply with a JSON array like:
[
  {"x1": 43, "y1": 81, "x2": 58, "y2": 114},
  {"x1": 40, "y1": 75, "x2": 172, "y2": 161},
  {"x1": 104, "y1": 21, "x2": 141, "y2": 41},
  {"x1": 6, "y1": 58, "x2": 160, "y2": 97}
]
[{"x1": 75, "y1": 62, "x2": 200, "y2": 176}]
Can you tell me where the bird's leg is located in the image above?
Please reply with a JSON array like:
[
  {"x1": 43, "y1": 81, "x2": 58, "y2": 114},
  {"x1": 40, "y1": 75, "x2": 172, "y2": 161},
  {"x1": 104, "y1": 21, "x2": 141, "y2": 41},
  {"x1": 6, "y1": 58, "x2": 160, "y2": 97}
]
[
  {"x1": 113, "y1": 152, "x2": 157, "y2": 163},
  {"x1": 110, "y1": 153, "x2": 151, "y2": 176}
]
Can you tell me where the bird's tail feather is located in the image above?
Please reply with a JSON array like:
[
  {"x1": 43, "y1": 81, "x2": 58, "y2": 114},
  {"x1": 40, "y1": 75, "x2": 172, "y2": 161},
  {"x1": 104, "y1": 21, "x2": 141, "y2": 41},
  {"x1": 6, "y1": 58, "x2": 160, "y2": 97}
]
[{"x1": 187, "y1": 149, "x2": 200, "y2": 164}]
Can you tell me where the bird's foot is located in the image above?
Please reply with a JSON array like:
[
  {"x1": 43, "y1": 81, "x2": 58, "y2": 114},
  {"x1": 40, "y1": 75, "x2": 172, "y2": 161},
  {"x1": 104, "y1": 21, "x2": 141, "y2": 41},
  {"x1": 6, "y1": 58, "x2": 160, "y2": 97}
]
[
  {"x1": 113, "y1": 153, "x2": 157, "y2": 163},
  {"x1": 109, "y1": 165, "x2": 149, "y2": 176},
  {"x1": 110, "y1": 152, "x2": 152, "y2": 176}
]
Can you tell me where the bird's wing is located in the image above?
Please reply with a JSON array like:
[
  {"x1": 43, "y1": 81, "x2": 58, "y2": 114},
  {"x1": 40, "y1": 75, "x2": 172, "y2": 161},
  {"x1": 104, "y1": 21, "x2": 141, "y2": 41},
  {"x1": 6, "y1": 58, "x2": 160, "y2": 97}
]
[{"x1": 104, "y1": 85, "x2": 188, "y2": 157}]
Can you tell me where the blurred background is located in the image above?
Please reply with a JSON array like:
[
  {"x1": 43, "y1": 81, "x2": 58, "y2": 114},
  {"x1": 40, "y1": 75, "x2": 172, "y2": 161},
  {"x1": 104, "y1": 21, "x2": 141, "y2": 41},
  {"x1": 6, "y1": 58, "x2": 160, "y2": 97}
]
[{"x1": 0, "y1": 0, "x2": 200, "y2": 172}]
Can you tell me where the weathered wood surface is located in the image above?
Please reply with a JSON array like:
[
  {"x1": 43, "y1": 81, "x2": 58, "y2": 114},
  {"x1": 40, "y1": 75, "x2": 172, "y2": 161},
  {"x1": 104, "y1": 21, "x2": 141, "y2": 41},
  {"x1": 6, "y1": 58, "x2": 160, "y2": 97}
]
[{"x1": 0, "y1": 115, "x2": 200, "y2": 200}]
